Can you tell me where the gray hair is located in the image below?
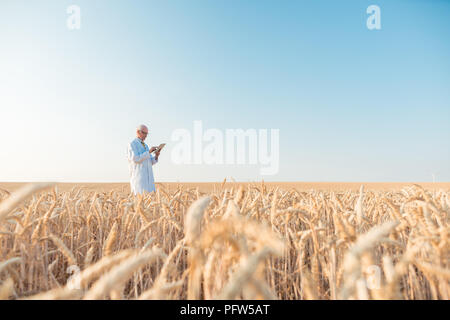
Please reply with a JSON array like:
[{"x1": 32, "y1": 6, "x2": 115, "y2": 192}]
[{"x1": 136, "y1": 124, "x2": 148, "y2": 132}]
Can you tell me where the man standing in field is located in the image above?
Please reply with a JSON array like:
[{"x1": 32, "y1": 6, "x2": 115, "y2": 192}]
[{"x1": 127, "y1": 124, "x2": 162, "y2": 195}]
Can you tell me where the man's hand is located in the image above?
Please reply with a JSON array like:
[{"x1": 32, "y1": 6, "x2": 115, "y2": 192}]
[{"x1": 150, "y1": 143, "x2": 164, "y2": 161}]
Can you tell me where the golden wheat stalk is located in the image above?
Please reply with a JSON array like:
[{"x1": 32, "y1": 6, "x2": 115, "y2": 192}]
[
  {"x1": 83, "y1": 248, "x2": 166, "y2": 299},
  {"x1": 0, "y1": 183, "x2": 53, "y2": 224}
]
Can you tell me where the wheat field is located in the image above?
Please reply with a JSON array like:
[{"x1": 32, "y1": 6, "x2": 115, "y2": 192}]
[{"x1": 0, "y1": 181, "x2": 448, "y2": 300}]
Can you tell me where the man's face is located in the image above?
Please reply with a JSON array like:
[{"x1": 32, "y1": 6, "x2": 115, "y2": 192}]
[{"x1": 137, "y1": 127, "x2": 148, "y2": 141}]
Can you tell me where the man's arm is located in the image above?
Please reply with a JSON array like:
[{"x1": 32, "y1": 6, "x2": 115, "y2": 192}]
[{"x1": 128, "y1": 142, "x2": 151, "y2": 164}]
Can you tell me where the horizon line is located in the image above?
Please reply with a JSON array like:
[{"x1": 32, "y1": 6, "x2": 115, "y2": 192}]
[{"x1": 1, "y1": 181, "x2": 449, "y2": 184}]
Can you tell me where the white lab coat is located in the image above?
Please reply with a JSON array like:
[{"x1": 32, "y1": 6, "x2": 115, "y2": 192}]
[{"x1": 127, "y1": 137, "x2": 158, "y2": 195}]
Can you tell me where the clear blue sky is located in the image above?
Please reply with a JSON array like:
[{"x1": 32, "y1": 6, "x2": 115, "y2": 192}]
[{"x1": 0, "y1": 0, "x2": 449, "y2": 182}]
